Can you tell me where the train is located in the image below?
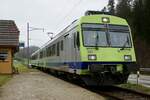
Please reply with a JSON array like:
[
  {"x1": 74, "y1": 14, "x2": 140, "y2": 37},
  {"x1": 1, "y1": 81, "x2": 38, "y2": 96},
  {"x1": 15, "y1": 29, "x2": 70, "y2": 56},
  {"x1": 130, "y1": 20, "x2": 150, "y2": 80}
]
[{"x1": 31, "y1": 11, "x2": 137, "y2": 86}]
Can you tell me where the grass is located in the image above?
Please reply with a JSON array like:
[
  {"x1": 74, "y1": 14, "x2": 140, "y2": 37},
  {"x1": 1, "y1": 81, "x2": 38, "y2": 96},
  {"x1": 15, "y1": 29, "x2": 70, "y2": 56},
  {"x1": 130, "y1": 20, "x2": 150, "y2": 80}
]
[
  {"x1": 0, "y1": 60, "x2": 35, "y2": 87},
  {"x1": 13, "y1": 60, "x2": 30, "y2": 73},
  {"x1": 13, "y1": 60, "x2": 36, "y2": 73},
  {"x1": 118, "y1": 82, "x2": 150, "y2": 94},
  {"x1": 0, "y1": 75, "x2": 12, "y2": 86}
]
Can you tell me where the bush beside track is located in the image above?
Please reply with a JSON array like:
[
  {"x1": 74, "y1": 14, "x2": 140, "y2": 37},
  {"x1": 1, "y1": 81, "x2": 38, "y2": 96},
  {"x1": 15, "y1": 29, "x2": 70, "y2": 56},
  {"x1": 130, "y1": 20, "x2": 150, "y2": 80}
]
[
  {"x1": 140, "y1": 68, "x2": 150, "y2": 75},
  {"x1": 13, "y1": 60, "x2": 36, "y2": 73}
]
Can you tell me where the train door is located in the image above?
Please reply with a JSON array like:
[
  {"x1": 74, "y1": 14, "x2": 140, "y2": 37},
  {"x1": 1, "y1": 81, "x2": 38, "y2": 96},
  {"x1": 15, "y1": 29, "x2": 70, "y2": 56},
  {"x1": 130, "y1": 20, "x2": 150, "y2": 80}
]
[
  {"x1": 73, "y1": 32, "x2": 77, "y2": 61},
  {"x1": 60, "y1": 40, "x2": 64, "y2": 63},
  {"x1": 74, "y1": 32, "x2": 80, "y2": 62},
  {"x1": 66, "y1": 29, "x2": 75, "y2": 62},
  {"x1": 56, "y1": 42, "x2": 60, "y2": 64},
  {"x1": 64, "y1": 33, "x2": 71, "y2": 62}
]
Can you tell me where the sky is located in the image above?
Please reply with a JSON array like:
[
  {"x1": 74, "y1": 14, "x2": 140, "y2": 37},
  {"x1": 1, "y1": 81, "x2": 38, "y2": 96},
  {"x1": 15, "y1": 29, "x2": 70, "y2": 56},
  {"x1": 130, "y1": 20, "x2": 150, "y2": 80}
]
[{"x1": 0, "y1": 0, "x2": 108, "y2": 47}]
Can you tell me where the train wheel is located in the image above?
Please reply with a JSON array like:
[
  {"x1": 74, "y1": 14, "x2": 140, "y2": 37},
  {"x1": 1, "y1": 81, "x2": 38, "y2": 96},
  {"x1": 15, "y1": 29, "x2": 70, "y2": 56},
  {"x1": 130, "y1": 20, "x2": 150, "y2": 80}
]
[{"x1": 122, "y1": 65, "x2": 130, "y2": 83}]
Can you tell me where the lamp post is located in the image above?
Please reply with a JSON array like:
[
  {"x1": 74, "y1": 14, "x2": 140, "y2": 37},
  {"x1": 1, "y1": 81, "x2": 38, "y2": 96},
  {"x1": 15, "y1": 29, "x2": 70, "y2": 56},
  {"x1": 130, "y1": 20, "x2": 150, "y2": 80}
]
[{"x1": 27, "y1": 22, "x2": 44, "y2": 67}]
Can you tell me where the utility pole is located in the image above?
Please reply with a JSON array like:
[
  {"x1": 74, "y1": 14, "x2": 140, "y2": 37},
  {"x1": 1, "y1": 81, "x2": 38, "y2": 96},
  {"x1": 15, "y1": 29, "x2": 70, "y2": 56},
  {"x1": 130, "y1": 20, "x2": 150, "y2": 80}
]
[
  {"x1": 27, "y1": 23, "x2": 30, "y2": 67},
  {"x1": 26, "y1": 22, "x2": 44, "y2": 67}
]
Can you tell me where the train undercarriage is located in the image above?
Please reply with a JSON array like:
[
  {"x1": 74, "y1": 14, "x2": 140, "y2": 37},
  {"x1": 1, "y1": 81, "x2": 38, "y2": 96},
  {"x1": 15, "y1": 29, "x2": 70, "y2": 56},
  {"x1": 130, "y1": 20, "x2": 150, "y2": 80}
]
[
  {"x1": 32, "y1": 64, "x2": 134, "y2": 86},
  {"x1": 81, "y1": 64, "x2": 130, "y2": 86}
]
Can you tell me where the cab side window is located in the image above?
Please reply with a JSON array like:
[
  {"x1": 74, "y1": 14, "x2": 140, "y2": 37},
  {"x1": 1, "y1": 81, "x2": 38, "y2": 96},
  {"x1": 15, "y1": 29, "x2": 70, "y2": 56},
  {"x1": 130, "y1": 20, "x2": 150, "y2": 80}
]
[{"x1": 76, "y1": 32, "x2": 80, "y2": 49}]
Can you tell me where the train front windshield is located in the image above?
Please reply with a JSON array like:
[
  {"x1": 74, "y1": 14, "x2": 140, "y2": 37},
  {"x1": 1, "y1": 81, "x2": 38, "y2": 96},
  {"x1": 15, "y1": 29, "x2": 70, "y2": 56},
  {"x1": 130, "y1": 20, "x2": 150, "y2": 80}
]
[{"x1": 82, "y1": 24, "x2": 132, "y2": 48}]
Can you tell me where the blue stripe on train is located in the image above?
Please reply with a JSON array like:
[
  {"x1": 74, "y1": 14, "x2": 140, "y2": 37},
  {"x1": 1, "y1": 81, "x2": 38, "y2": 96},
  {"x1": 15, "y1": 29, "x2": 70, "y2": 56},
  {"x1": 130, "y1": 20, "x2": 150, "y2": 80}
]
[
  {"x1": 45, "y1": 62, "x2": 135, "y2": 69},
  {"x1": 66, "y1": 62, "x2": 135, "y2": 69}
]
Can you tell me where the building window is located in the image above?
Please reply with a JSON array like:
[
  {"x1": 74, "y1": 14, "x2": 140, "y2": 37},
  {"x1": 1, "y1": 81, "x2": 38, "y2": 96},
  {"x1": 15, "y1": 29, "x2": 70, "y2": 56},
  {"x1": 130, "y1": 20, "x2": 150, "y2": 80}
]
[{"x1": 0, "y1": 50, "x2": 8, "y2": 61}]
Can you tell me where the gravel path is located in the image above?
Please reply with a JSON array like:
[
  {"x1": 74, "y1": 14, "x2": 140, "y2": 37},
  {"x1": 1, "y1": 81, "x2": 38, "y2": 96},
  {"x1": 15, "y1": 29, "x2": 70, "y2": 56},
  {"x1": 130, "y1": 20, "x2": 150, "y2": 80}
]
[{"x1": 0, "y1": 70, "x2": 105, "y2": 100}]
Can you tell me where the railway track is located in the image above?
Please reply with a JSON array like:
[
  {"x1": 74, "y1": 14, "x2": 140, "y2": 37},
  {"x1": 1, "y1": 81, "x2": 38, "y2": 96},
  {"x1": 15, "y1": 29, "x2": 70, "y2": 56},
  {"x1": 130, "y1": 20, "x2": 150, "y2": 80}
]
[
  {"x1": 58, "y1": 76, "x2": 150, "y2": 99},
  {"x1": 54, "y1": 75, "x2": 150, "y2": 99},
  {"x1": 87, "y1": 86, "x2": 150, "y2": 100}
]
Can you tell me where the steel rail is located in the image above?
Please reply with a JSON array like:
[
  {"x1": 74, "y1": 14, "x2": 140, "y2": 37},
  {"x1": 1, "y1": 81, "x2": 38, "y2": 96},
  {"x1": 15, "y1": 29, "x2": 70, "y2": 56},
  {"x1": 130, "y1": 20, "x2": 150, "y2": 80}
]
[{"x1": 93, "y1": 86, "x2": 150, "y2": 100}]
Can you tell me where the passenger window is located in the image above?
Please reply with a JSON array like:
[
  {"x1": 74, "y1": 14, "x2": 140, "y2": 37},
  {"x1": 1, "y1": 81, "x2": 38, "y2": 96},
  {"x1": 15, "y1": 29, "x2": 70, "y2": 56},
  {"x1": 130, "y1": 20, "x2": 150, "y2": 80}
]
[
  {"x1": 43, "y1": 50, "x2": 46, "y2": 57},
  {"x1": 52, "y1": 44, "x2": 56, "y2": 56},
  {"x1": 40, "y1": 51, "x2": 42, "y2": 58},
  {"x1": 50, "y1": 47, "x2": 52, "y2": 56},
  {"x1": 57, "y1": 42, "x2": 60, "y2": 56},
  {"x1": 61, "y1": 40, "x2": 63, "y2": 51},
  {"x1": 48, "y1": 47, "x2": 51, "y2": 56}
]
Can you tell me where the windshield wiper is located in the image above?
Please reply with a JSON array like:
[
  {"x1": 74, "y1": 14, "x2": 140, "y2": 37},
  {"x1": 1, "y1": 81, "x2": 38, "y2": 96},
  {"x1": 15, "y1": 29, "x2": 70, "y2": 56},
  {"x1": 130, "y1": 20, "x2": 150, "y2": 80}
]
[
  {"x1": 95, "y1": 31, "x2": 99, "y2": 50},
  {"x1": 120, "y1": 36, "x2": 129, "y2": 50}
]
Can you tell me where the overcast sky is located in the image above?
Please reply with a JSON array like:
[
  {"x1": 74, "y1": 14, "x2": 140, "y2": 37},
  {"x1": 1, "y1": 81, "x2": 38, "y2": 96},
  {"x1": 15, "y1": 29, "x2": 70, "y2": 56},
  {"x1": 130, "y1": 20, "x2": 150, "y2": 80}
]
[{"x1": 0, "y1": 0, "x2": 108, "y2": 47}]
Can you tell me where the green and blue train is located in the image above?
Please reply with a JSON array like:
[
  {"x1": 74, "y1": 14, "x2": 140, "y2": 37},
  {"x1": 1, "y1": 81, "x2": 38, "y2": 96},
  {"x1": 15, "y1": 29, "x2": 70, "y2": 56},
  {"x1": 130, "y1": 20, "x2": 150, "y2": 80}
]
[{"x1": 31, "y1": 11, "x2": 137, "y2": 86}]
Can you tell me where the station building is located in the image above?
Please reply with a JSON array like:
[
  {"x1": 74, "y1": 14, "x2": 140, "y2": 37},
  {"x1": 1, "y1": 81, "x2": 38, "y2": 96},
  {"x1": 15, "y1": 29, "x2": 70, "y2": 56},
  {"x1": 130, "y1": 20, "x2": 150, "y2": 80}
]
[{"x1": 0, "y1": 20, "x2": 19, "y2": 74}]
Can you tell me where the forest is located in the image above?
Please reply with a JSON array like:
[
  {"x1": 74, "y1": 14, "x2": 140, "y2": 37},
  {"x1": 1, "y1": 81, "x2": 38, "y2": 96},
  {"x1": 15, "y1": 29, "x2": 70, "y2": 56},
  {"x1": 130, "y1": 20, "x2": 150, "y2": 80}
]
[{"x1": 105, "y1": 0, "x2": 150, "y2": 68}]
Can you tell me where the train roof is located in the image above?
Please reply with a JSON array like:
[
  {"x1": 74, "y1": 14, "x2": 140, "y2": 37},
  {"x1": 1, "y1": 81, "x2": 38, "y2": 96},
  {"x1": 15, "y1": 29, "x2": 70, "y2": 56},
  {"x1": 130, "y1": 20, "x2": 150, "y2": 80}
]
[
  {"x1": 31, "y1": 19, "x2": 79, "y2": 57},
  {"x1": 31, "y1": 14, "x2": 128, "y2": 56}
]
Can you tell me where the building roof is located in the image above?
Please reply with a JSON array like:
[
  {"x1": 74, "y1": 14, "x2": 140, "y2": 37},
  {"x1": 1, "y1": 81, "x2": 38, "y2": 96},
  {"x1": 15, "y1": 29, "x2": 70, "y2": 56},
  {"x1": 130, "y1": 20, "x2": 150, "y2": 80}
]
[
  {"x1": 0, "y1": 20, "x2": 19, "y2": 33},
  {"x1": 0, "y1": 20, "x2": 19, "y2": 50}
]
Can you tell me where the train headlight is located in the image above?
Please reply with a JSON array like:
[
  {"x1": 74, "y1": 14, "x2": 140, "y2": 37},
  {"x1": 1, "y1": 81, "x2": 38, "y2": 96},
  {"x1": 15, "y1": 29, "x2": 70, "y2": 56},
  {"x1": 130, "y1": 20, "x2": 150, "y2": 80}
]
[
  {"x1": 124, "y1": 55, "x2": 132, "y2": 61},
  {"x1": 88, "y1": 55, "x2": 97, "y2": 60},
  {"x1": 102, "y1": 17, "x2": 110, "y2": 23}
]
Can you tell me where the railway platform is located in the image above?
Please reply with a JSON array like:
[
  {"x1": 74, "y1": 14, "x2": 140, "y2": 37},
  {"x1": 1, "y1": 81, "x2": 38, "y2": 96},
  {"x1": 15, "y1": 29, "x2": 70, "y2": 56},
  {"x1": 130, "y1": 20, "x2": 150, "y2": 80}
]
[{"x1": 0, "y1": 69, "x2": 105, "y2": 100}]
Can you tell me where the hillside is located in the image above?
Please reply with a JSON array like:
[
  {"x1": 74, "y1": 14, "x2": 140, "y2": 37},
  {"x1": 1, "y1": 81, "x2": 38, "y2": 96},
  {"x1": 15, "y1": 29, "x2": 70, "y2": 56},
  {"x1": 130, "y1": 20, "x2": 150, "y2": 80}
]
[{"x1": 15, "y1": 46, "x2": 39, "y2": 59}]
